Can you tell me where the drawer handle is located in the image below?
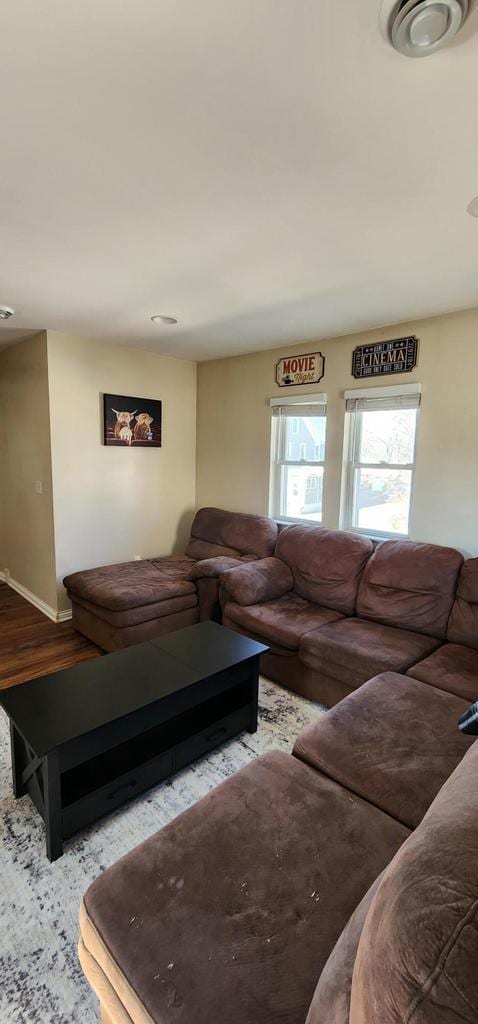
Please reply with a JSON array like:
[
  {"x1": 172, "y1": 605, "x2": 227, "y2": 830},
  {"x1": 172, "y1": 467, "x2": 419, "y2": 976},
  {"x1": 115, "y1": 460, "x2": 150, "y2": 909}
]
[
  {"x1": 206, "y1": 727, "x2": 227, "y2": 744},
  {"x1": 107, "y1": 779, "x2": 137, "y2": 800}
]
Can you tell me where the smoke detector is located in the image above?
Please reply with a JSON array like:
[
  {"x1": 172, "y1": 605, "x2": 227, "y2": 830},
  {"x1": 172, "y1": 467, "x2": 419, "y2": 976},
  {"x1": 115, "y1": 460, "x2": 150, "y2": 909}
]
[
  {"x1": 0, "y1": 306, "x2": 14, "y2": 320},
  {"x1": 380, "y1": 0, "x2": 469, "y2": 56}
]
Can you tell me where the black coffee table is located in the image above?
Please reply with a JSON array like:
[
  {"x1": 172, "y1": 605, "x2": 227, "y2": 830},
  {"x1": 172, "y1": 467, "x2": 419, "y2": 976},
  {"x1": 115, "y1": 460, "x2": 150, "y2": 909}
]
[{"x1": 0, "y1": 621, "x2": 267, "y2": 861}]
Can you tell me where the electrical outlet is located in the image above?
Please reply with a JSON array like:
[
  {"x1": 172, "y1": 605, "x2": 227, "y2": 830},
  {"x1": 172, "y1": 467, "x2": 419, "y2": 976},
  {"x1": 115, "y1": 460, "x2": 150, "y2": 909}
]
[{"x1": 134, "y1": 554, "x2": 142, "y2": 561}]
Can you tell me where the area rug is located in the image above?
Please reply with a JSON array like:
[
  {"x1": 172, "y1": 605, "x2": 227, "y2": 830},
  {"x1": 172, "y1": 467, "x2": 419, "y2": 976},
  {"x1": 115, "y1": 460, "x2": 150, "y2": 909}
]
[{"x1": 0, "y1": 679, "x2": 322, "y2": 1024}]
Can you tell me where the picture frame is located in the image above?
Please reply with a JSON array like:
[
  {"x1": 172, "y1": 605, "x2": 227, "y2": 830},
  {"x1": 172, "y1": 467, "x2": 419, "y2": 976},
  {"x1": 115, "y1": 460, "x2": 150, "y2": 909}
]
[{"x1": 103, "y1": 393, "x2": 162, "y2": 447}]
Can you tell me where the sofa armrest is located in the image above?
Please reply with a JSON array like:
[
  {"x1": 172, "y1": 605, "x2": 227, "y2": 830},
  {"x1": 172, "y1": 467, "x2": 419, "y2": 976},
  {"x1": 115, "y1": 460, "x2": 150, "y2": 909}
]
[
  {"x1": 221, "y1": 557, "x2": 293, "y2": 606},
  {"x1": 188, "y1": 556, "x2": 247, "y2": 581}
]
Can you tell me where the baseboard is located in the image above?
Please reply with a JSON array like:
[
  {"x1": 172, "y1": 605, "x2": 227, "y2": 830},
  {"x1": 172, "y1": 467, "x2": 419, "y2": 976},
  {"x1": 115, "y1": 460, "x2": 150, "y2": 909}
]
[{"x1": 3, "y1": 574, "x2": 72, "y2": 624}]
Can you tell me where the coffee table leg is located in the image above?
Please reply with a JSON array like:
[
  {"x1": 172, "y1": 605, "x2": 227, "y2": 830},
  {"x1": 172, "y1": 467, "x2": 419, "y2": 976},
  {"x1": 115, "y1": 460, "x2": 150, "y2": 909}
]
[
  {"x1": 249, "y1": 659, "x2": 259, "y2": 733},
  {"x1": 10, "y1": 721, "x2": 26, "y2": 798},
  {"x1": 44, "y1": 750, "x2": 63, "y2": 862}
]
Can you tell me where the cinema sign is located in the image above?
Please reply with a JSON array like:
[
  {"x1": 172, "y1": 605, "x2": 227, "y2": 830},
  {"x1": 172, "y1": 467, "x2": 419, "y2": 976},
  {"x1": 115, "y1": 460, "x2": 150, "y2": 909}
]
[
  {"x1": 352, "y1": 336, "x2": 419, "y2": 379},
  {"x1": 276, "y1": 351, "x2": 325, "y2": 387}
]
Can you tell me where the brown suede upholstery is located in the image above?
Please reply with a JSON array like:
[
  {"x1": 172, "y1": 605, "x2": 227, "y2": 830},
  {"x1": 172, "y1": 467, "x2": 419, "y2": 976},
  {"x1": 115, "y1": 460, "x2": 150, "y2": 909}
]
[
  {"x1": 81, "y1": 752, "x2": 408, "y2": 1024},
  {"x1": 275, "y1": 525, "x2": 373, "y2": 615},
  {"x1": 219, "y1": 525, "x2": 375, "y2": 699},
  {"x1": 71, "y1": 601, "x2": 199, "y2": 651},
  {"x1": 185, "y1": 507, "x2": 278, "y2": 561},
  {"x1": 64, "y1": 508, "x2": 277, "y2": 651},
  {"x1": 356, "y1": 539, "x2": 463, "y2": 639},
  {"x1": 407, "y1": 642, "x2": 478, "y2": 702},
  {"x1": 306, "y1": 873, "x2": 384, "y2": 1024},
  {"x1": 72, "y1": 592, "x2": 197, "y2": 628},
  {"x1": 224, "y1": 595, "x2": 343, "y2": 651},
  {"x1": 293, "y1": 672, "x2": 473, "y2": 828},
  {"x1": 220, "y1": 556, "x2": 294, "y2": 606},
  {"x1": 447, "y1": 557, "x2": 478, "y2": 649},
  {"x1": 187, "y1": 555, "x2": 248, "y2": 580},
  {"x1": 300, "y1": 617, "x2": 440, "y2": 690},
  {"x1": 64, "y1": 559, "x2": 196, "y2": 611},
  {"x1": 350, "y1": 741, "x2": 478, "y2": 1024}
]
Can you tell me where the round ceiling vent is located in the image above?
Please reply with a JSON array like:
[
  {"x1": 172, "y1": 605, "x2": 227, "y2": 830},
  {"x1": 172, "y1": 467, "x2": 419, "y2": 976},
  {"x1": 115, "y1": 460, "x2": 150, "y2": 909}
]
[{"x1": 380, "y1": 0, "x2": 469, "y2": 56}]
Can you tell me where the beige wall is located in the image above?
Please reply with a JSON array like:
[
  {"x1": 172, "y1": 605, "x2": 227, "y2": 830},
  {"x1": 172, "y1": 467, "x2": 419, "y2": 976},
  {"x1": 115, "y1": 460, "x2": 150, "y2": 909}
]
[
  {"x1": 47, "y1": 333, "x2": 197, "y2": 611},
  {"x1": 0, "y1": 333, "x2": 57, "y2": 607},
  {"x1": 196, "y1": 307, "x2": 478, "y2": 556}
]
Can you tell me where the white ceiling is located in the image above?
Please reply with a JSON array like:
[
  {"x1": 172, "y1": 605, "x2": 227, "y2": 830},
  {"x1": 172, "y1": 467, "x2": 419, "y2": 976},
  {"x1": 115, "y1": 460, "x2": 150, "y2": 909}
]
[{"x1": 1, "y1": 0, "x2": 478, "y2": 361}]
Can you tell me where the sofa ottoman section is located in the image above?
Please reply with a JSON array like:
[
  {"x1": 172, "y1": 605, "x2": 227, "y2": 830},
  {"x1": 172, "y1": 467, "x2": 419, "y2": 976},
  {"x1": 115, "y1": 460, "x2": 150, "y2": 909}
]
[
  {"x1": 293, "y1": 672, "x2": 474, "y2": 829},
  {"x1": 79, "y1": 752, "x2": 409, "y2": 1024}
]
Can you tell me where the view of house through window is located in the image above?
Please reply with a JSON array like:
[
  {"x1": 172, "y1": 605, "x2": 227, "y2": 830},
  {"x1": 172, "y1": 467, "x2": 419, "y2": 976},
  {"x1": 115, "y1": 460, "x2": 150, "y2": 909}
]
[
  {"x1": 343, "y1": 388, "x2": 420, "y2": 537},
  {"x1": 270, "y1": 398, "x2": 327, "y2": 523}
]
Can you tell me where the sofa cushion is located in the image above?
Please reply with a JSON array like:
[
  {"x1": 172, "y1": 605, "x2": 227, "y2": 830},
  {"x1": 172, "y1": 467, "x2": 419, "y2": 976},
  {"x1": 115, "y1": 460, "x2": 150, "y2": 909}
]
[
  {"x1": 293, "y1": 673, "x2": 473, "y2": 829},
  {"x1": 356, "y1": 539, "x2": 463, "y2": 639},
  {"x1": 185, "y1": 507, "x2": 278, "y2": 561},
  {"x1": 276, "y1": 525, "x2": 373, "y2": 615},
  {"x1": 407, "y1": 642, "x2": 478, "y2": 702},
  {"x1": 447, "y1": 558, "x2": 478, "y2": 649},
  {"x1": 64, "y1": 559, "x2": 196, "y2": 611},
  {"x1": 80, "y1": 752, "x2": 409, "y2": 1024},
  {"x1": 300, "y1": 618, "x2": 441, "y2": 688},
  {"x1": 306, "y1": 872, "x2": 384, "y2": 1024},
  {"x1": 220, "y1": 557, "x2": 294, "y2": 606},
  {"x1": 224, "y1": 594, "x2": 343, "y2": 651},
  {"x1": 350, "y1": 740, "x2": 478, "y2": 1024}
]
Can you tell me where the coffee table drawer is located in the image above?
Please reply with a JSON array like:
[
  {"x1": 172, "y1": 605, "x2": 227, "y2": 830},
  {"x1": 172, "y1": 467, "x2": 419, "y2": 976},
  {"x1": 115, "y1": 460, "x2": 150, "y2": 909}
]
[
  {"x1": 174, "y1": 705, "x2": 251, "y2": 772},
  {"x1": 62, "y1": 749, "x2": 173, "y2": 838}
]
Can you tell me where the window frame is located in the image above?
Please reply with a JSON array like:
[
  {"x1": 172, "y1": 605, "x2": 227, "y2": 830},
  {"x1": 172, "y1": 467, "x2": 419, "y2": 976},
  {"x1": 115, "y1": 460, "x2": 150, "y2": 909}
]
[
  {"x1": 341, "y1": 384, "x2": 421, "y2": 541},
  {"x1": 269, "y1": 393, "x2": 327, "y2": 526}
]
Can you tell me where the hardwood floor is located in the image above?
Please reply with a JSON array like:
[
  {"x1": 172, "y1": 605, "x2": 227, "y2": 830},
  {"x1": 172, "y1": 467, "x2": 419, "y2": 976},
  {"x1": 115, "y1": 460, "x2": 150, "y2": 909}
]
[{"x1": 0, "y1": 583, "x2": 101, "y2": 690}]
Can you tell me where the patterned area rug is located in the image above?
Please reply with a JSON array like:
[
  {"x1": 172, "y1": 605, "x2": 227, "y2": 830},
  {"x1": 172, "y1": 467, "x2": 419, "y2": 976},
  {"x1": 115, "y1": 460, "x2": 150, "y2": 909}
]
[{"x1": 0, "y1": 679, "x2": 322, "y2": 1024}]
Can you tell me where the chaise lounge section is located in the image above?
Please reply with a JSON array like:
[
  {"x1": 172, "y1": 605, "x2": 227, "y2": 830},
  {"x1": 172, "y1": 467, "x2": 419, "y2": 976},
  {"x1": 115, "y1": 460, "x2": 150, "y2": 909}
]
[{"x1": 64, "y1": 508, "x2": 278, "y2": 651}]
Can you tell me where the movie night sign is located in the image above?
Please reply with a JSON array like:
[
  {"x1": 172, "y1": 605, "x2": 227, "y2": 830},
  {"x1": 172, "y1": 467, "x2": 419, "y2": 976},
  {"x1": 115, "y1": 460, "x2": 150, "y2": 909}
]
[{"x1": 276, "y1": 351, "x2": 325, "y2": 387}]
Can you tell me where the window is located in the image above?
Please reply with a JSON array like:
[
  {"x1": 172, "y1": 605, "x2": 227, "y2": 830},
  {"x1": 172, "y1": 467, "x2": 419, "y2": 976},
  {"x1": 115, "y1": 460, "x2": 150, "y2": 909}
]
[
  {"x1": 270, "y1": 395, "x2": 327, "y2": 523},
  {"x1": 342, "y1": 385, "x2": 420, "y2": 538}
]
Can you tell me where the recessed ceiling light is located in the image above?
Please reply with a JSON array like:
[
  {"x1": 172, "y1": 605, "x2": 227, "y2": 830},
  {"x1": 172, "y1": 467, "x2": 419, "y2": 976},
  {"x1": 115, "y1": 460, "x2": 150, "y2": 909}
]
[
  {"x1": 150, "y1": 314, "x2": 178, "y2": 326},
  {"x1": 0, "y1": 305, "x2": 14, "y2": 320},
  {"x1": 467, "y1": 196, "x2": 478, "y2": 218}
]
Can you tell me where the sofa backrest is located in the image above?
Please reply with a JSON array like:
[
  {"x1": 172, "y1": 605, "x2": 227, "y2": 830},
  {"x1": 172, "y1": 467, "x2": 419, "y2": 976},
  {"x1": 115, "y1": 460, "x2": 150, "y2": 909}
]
[
  {"x1": 186, "y1": 507, "x2": 278, "y2": 562},
  {"x1": 349, "y1": 740, "x2": 478, "y2": 1024},
  {"x1": 356, "y1": 539, "x2": 463, "y2": 639},
  {"x1": 447, "y1": 558, "x2": 478, "y2": 650},
  {"x1": 275, "y1": 525, "x2": 373, "y2": 615}
]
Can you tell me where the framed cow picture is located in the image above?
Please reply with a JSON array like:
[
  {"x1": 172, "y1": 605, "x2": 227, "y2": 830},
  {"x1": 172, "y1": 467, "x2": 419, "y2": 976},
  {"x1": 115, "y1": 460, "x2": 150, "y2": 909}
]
[{"x1": 103, "y1": 394, "x2": 162, "y2": 447}]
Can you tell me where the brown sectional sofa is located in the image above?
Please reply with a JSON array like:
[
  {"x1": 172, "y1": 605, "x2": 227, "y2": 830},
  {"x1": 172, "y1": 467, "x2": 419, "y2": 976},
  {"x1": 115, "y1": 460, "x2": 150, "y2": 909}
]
[
  {"x1": 63, "y1": 508, "x2": 278, "y2": 651},
  {"x1": 221, "y1": 525, "x2": 471, "y2": 705},
  {"x1": 79, "y1": 670, "x2": 478, "y2": 1024},
  {"x1": 76, "y1": 513, "x2": 478, "y2": 1022}
]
